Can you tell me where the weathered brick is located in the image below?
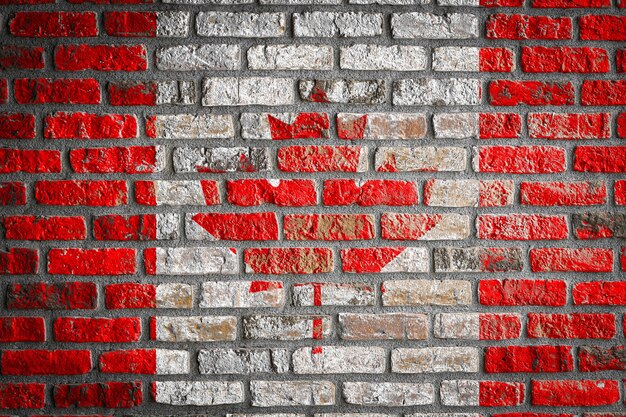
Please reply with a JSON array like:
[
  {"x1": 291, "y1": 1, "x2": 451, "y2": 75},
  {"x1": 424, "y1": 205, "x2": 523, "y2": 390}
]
[
  {"x1": 433, "y1": 47, "x2": 514, "y2": 72},
  {"x1": 424, "y1": 179, "x2": 514, "y2": 207},
  {"x1": 136, "y1": 180, "x2": 220, "y2": 206},
  {"x1": 293, "y1": 346, "x2": 386, "y2": 374},
  {"x1": 578, "y1": 346, "x2": 626, "y2": 371},
  {"x1": 294, "y1": 12, "x2": 382, "y2": 37},
  {"x1": 434, "y1": 313, "x2": 522, "y2": 340},
  {"x1": 1, "y1": 349, "x2": 91, "y2": 375},
  {"x1": 477, "y1": 214, "x2": 569, "y2": 240},
  {"x1": 106, "y1": 283, "x2": 192, "y2": 309},
  {"x1": 48, "y1": 248, "x2": 136, "y2": 275},
  {"x1": 382, "y1": 279, "x2": 471, "y2": 306},
  {"x1": 341, "y1": 247, "x2": 429, "y2": 273},
  {"x1": 14, "y1": 78, "x2": 100, "y2": 104},
  {"x1": 521, "y1": 181, "x2": 606, "y2": 206},
  {"x1": 55, "y1": 44, "x2": 147, "y2": 71},
  {"x1": 528, "y1": 313, "x2": 616, "y2": 339},
  {"x1": 441, "y1": 380, "x2": 525, "y2": 406},
  {"x1": 339, "y1": 313, "x2": 428, "y2": 340},
  {"x1": 144, "y1": 247, "x2": 238, "y2": 275},
  {"x1": 475, "y1": 146, "x2": 566, "y2": 174},
  {"x1": 375, "y1": 147, "x2": 467, "y2": 172},
  {"x1": 4, "y1": 216, "x2": 86, "y2": 241},
  {"x1": 572, "y1": 212, "x2": 626, "y2": 239},
  {"x1": 340, "y1": 45, "x2": 426, "y2": 71},
  {"x1": 44, "y1": 112, "x2": 137, "y2": 139},
  {"x1": 7, "y1": 282, "x2": 97, "y2": 310},
  {"x1": 94, "y1": 214, "x2": 179, "y2": 241},
  {"x1": 337, "y1": 113, "x2": 427, "y2": 140},
  {"x1": 202, "y1": 77, "x2": 293, "y2": 106},
  {"x1": 480, "y1": 279, "x2": 567, "y2": 306},
  {"x1": 391, "y1": 13, "x2": 478, "y2": 39},
  {"x1": 198, "y1": 348, "x2": 288, "y2": 374},
  {"x1": 54, "y1": 381, "x2": 142, "y2": 408},
  {"x1": 301, "y1": 80, "x2": 386, "y2": 104},
  {"x1": 0, "y1": 317, "x2": 45, "y2": 342},
  {"x1": 324, "y1": 179, "x2": 418, "y2": 206},
  {"x1": 529, "y1": 247, "x2": 613, "y2": 272},
  {"x1": 486, "y1": 14, "x2": 572, "y2": 39},
  {"x1": 251, "y1": 381, "x2": 335, "y2": 407},
  {"x1": 173, "y1": 147, "x2": 271, "y2": 173},
  {"x1": 153, "y1": 381, "x2": 243, "y2": 406},
  {"x1": 240, "y1": 113, "x2": 330, "y2": 140},
  {"x1": 243, "y1": 315, "x2": 332, "y2": 340},
  {"x1": 531, "y1": 380, "x2": 619, "y2": 406},
  {"x1": 393, "y1": 78, "x2": 481, "y2": 105},
  {"x1": 197, "y1": 12, "x2": 285, "y2": 37},
  {"x1": 200, "y1": 281, "x2": 284, "y2": 308},
  {"x1": 54, "y1": 317, "x2": 141, "y2": 342},
  {"x1": 574, "y1": 281, "x2": 626, "y2": 305},
  {"x1": 343, "y1": 382, "x2": 434, "y2": 406},
  {"x1": 99, "y1": 349, "x2": 189, "y2": 375},
  {"x1": 248, "y1": 45, "x2": 333, "y2": 70},
  {"x1": 146, "y1": 114, "x2": 234, "y2": 139},
  {"x1": 185, "y1": 212, "x2": 279, "y2": 240},
  {"x1": 382, "y1": 213, "x2": 470, "y2": 240},
  {"x1": 151, "y1": 316, "x2": 237, "y2": 342},
  {"x1": 229, "y1": 180, "x2": 317, "y2": 206},
  {"x1": 485, "y1": 345, "x2": 574, "y2": 373},
  {"x1": 392, "y1": 347, "x2": 479, "y2": 373},
  {"x1": 245, "y1": 248, "x2": 333, "y2": 274},
  {"x1": 293, "y1": 282, "x2": 375, "y2": 306},
  {"x1": 284, "y1": 214, "x2": 374, "y2": 240},
  {"x1": 434, "y1": 247, "x2": 523, "y2": 273},
  {"x1": 156, "y1": 45, "x2": 240, "y2": 70},
  {"x1": 528, "y1": 113, "x2": 611, "y2": 139},
  {"x1": 9, "y1": 12, "x2": 98, "y2": 37}
]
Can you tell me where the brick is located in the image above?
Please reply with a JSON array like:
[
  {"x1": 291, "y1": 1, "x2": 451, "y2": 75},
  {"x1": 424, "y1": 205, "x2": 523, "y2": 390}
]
[
  {"x1": 54, "y1": 382, "x2": 142, "y2": 408},
  {"x1": 245, "y1": 248, "x2": 333, "y2": 274},
  {"x1": 156, "y1": 45, "x2": 239, "y2": 70},
  {"x1": 44, "y1": 112, "x2": 137, "y2": 139},
  {"x1": 95, "y1": 214, "x2": 179, "y2": 241},
  {"x1": 0, "y1": 149, "x2": 61, "y2": 173},
  {"x1": 376, "y1": 147, "x2": 467, "y2": 172},
  {"x1": 248, "y1": 44, "x2": 332, "y2": 70},
  {"x1": 55, "y1": 44, "x2": 147, "y2": 71},
  {"x1": 485, "y1": 346, "x2": 574, "y2": 373},
  {"x1": 528, "y1": 113, "x2": 611, "y2": 139},
  {"x1": 521, "y1": 181, "x2": 606, "y2": 206},
  {"x1": 185, "y1": 212, "x2": 278, "y2": 240},
  {"x1": 480, "y1": 279, "x2": 567, "y2": 306},
  {"x1": 434, "y1": 313, "x2": 521, "y2": 340},
  {"x1": 202, "y1": 77, "x2": 293, "y2": 106},
  {"x1": 433, "y1": 113, "x2": 479, "y2": 138},
  {"x1": 279, "y1": 146, "x2": 367, "y2": 173},
  {"x1": 109, "y1": 81, "x2": 154, "y2": 106},
  {"x1": 581, "y1": 80, "x2": 626, "y2": 105},
  {"x1": 434, "y1": 247, "x2": 523, "y2": 273},
  {"x1": 4, "y1": 216, "x2": 86, "y2": 240},
  {"x1": 293, "y1": 346, "x2": 386, "y2": 374},
  {"x1": 151, "y1": 316, "x2": 237, "y2": 342},
  {"x1": 240, "y1": 113, "x2": 330, "y2": 140},
  {"x1": 572, "y1": 212, "x2": 626, "y2": 239},
  {"x1": 99, "y1": 349, "x2": 189, "y2": 374},
  {"x1": 153, "y1": 381, "x2": 243, "y2": 406},
  {"x1": 54, "y1": 317, "x2": 141, "y2": 342},
  {"x1": 200, "y1": 281, "x2": 284, "y2": 308},
  {"x1": 324, "y1": 180, "x2": 417, "y2": 206},
  {"x1": 228, "y1": 179, "x2": 316, "y2": 207},
  {"x1": 147, "y1": 114, "x2": 234, "y2": 139},
  {"x1": 480, "y1": 113, "x2": 522, "y2": 138},
  {"x1": 382, "y1": 213, "x2": 469, "y2": 240},
  {"x1": 0, "y1": 182, "x2": 26, "y2": 206},
  {"x1": 579, "y1": 346, "x2": 626, "y2": 371},
  {"x1": 531, "y1": 380, "x2": 619, "y2": 406},
  {"x1": 618, "y1": 51, "x2": 626, "y2": 73},
  {"x1": 251, "y1": 381, "x2": 335, "y2": 406},
  {"x1": 486, "y1": 14, "x2": 572, "y2": 39},
  {"x1": 70, "y1": 146, "x2": 164, "y2": 174},
  {"x1": 489, "y1": 80, "x2": 574, "y2": 106},
  {"x1": 574, "y1": 146, "x2": 626, "y2": 172},
  {"x1": 530, "y1": 247, "x2": 613, "y2": 272},
  {"x1": 475, "y1": 146, "x2": 566, "y2": 174},
  {"x1": 243, "y1": 315, "x2": 331, "y2": 340},
  {"x1": 0, "y1": 113, "x2": 35, "y2": 139},
  {"x1": 294, "y1": 12, "x2": 382, "y2": 37},
  {"x1": 144, "y1": 247, "x2": 238, "y2": 275},
  {"x1": 522, "y1": 47, "x2": 609, "y2": 73},
  {"x1": 7, "y1": 282, "x2": 97, "y2": 310},
  {"x1": 393, "y1": 78, "x2": 481, "y2": 105},
  {"x1": 48, "y1": 248, "x2": 136, "y2": 275},
  {"x1": 0, "y1": 248, "x2": 38, "y2": 275},
  {"x1": 198, "y1": 12, "x2": 285, "y2": 37},
  {"x1": 342, "y1": 247, "x2": 428, "y2": 273},
  {"x1": 617, "y1": 180, "x2": 626, "y2": 205},
  {"x1": 0, "y1": 46, "x2": 44, "y2": 69},
  {"x1": 337, "y1": 113, "x2": 427, "y2": 140},
  {"x1": 105, "y1": 12, "x2": 189, "y2": 37},
  {"x1": 14, "y1": 78, "x2": 100, "y2": 104},
  {"x1": 0, "y1": 79, "x2": 7, "y2": 103},
  {"x1": 382, "y1": 279, "x2": 471, "y2": 306},
  {"x1": 136, "y1": 180, "x2": 220, "y2": 206},
  {"x1": 477, "y1": 214, "x2": 568, "y2": 240},
  {"x1": 339, "y1": 313, "x2": 428, "y2": 340},
  {"x1": 533, "y1": 0, "x2": 609, "y2": 5},
  {"x1": 0, "y1": 317, "x2": 45, "y2": 342},
  {"x1": 392, "y1": 347, "x2": 479, "y2": 373},
  {"x1": 284, "y1": 214, "x2": 374, "y2": 240},
  {"x1": 9, "y1": 12, "x2": 98, "y2": 37},
  {"x1": 441, "y1": 381, "x2": 525, "y2": 406},
  {"x1": 156, "y1": 80, "x2": 197, "y2": 105},
  {"x1": 173, "y1": 147, "x2": 270, "y2": 173},
  {"x1": 293, "y1": 282, "x2": 375, "y2": 306},
  {"x1": 198, "y1": 348, "x2": 288, "y2": 374},
  {"x1": 528, "y1": 313, "x2": 616, "y2": 339},
  {"x1": 106, "y1": 283, "x2": 192, "y2": 309},
  {"x1": 391, "y1": 13, "x2": 478, "y2": 39},
  {"x1": 1, "y1": 350, "x2": 91, "y2": 375},
  {"x1": 0, "y1": 383, "x2": 45, "y2": 409},
  {"x1": 340, "y1": 45, "x2": 426, "y2": 71},
  {"x1": 343, "y1": 382, "x2": 434, "y2": 406},
  {"x1": 301, "y1": 80, "x2": 386, "y2": 104},
  {"x1": 574, "y1": 281, "x2": 626, "y2": 305},
  {"x1": 424, "y1": 179, "x2": 514, "y2": 207},
  {"x1": 579, "y1": 15, "x2": 626, "y2": 40},
  {"x1": 433, "y1": 47, "x2": 515, "y2": 72}
]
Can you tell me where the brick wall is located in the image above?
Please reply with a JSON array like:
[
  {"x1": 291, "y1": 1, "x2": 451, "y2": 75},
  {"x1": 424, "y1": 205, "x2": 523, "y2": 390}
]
[{"x1": 0, "y1": 0, "x2": 625, "y2": 414}]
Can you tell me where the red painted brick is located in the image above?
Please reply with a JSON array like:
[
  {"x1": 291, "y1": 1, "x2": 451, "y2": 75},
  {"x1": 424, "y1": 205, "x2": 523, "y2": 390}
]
[
  {"x1": 269, "y1": 113, "x2": 330, "y2": 140},
  {"x1": 104, "y1": 12, "x2": 157, "y2": 37},
  {"x1": 572, "y1": 212, "x2": 626, "y2": 240},
  {"x1": 476, "y1": 146, "x2": 566, "y2": 174},
  {"x1": 493, "y1": 414, "x2": 572, "y2": 417},
  {"x1": 618, "y1": 181, "x2": 626, "y2": 205},
  {"x1": 0, "y1": 248, "x2": 38, "y2": 275},
  {"x1": 53, "y1": 382, "x2": 142, "y2": 408},
  {"x1": 477, "y1": 214, "x2": 568, "y2": 240},
  {"x1": 284, "y1": 214, "x2": 374, "y2": 241},
  {"x1": 528, "y1": 113, "x2": 610, "y2": 140},
  {"x1": 189, "y1": 213, "x2": 279, "y2": 240},
  {"x1": 521, "y1": 181, "x2": 606, "y2": 206},
  {"x1": 485, "y1": 346, "x2": 574, "y2": 373},
  {"x1": 531, "y1": 380, "x2": 619, "y2": 406},
  {"x1": 0, "y1": 46, "x2": 44, "y2": 69},
  {"x1": 579, "y1": 346, "x2": 626, "y2": 371},
  {"x1": 35, "y1": 180, "x2": 127, "y2": 206},
  {"x1": 0, "y1": 149, "x2": 61, "y2": 173},
  {"x1": 479, "y1": 113, "x2": 522, "y2": 139},
  {"x1": 532, "y1": 0, "x2": 609, "y2": 6},
  {"x1": 381, "y1": 213, "x2": 467, "y2": 240},
  {"x1": 486, "y1": 14, "x2": 572, "y2": 40},
  {"x1": 1, "y1": 350, "x2": 91, "y2": 375},
  {"x1": 94, "y1": 215, "x2": 157, "y2": 241},
  {"x1": 4, "y1": 216, "x2": 86, "y2": 240},
  {"x1": 0, "y1": 317, "x2": 45, "y2": 342},
  {"x1": 244, "y1": 248, "x2": 333, "y2": 274},
  {"x1": 479, "y1": 48, "x2": 515, "y2": 72},
  {"x1": 9, "y1": 12, "x2": 98, "y2": 37},
  {"x1": 618, "y1": 113, "x2": 626, "y2": 138},
  {"x1": 14, "y1": 78, "x2": 100, "y2": 104},
  {"x1": 0, "y1": 113, "x2": 36, "y2": 139},
  {"x1": 227, "y1": 179, "x2": 317, "y2": 207},
  {"x1": 324, "y1": 179, "x2": 417, "y2": 206},
  {"x1": 580, "y1": 15, "x2": 626, "y2": 41},
  {"x1": 341, "y1": 247, "x2": 412, "y2": 273},
  {"x1": 0, "y1": 182, "x2": 26, "y2": 206},
  {"x1": 521, "y1": 47, "x2": 609, "y2": 73},
  {"x1": 480, "y1": 279, "x2": 567, "y2": 306},
  {"x1": 0, "y1": 79, "x2": 6, "y2": 104},
  {"x1": 477, "y1": 182, "x2": 514, "y2": 207},
  {"x1": 582, "y1": 80, "x2": 626, "y2": 106},
  {"x1": 108, "y1": 81, "x2": 156, "y2": 106},
  {"x1": 54, "y1": 317, "x2": 141, "y2": 343},
  {"x1": 574, "y1": 282, "x2": 626, "y2": 305},
  {"x1": 44, "y1": 112, "x2": 137, "y2": 139},
  {"x1": 0, "y1": 383, "x2": 45, "y2": 409},
  {"x1": 528, "y1": 313, "x2": 616, "y2": 339},
  {"x1": 7, "y1": 282, "x2": 97, "y2": 310},
  {"x1": 135, "y1": 180, "x2": 220, "y2": 206},
  {"x1": 55, "y1": 44, "x2": 147, "y2": 71},
  {"x1": 277, "y1": 146, "x2": 366, "y2": 172},
  {"x1": 48, "y1": 248, "x2": 136, "y2": 275},
  {"x1": 70, "y1": 146, "x2": 161, "y2": 174},
  {"x1": 574, "y1": 147, "x2": 626, "y2": 172},
  {"x1": 480, "y1": 313, "x2": 522, "y2": 340},
  {"x1": 68, "y1": 0, "x2": 151, "y2": 3},
  {"x1": 99, "y1": 349, "x2": 156, "y2": 374},
  {"x1": 489, "y1": 81, "x2": 575, "y2": 106},
  {"x1": 105, "y1": 283, "x2": 156, "y2": 309},
  {"x1": 480, "y1": 381, "x2": 525, "y2": 406},
  {"x1": 530, "y1": 247, "x2": 613, "y2": 272}
]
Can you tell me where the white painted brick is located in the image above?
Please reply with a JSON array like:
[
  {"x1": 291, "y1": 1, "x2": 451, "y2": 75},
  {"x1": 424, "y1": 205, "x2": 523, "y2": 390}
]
[
  {"x1": 341, "y1": 45, "x2": 427, "y2": 71},
  {"x1": 148, "y1": 114, "x2": 233, "y2": 139},
  {"x1": 156, "y1": 283, "x2": 193, "y2": 308},
  {"x1": 294, "y1": 12, "x2": 383, "y2": 37},
  {"x1": 375, "y1": 147, "x2": 467, "y2": 172},
  {"x1": 433, "y1": 47, "x2": 480, "y2": 72},
  {"x1": 436, "y1": 0, "x2": 479, "y2": 5},
  {"x1": 240, "y1": 113, "x2": 330, "y2": 140},
  {"x1": 243, "y1": 315, "x2": 332, "y2": 340},
  {"x1": 261, "y1": 0, "x2": 340, "y2": 3},
  {"x1": 292, "y1": 346, "x2": 386, "y2": 374},
  {"x1": 342, "y1": 382, "x2": 434, "y2": 406},
  {"x1": 338, "y1": 313, "x2": 428, "y2": 340},
  {"x1": 384, "y1": 213, "x2": 470, "y2": 240},
  {"x1": 248, "y1": 45, "x2": 333, "y2": 70},
  {"x1": 149, "y1": 247, "x2": 239, "y2": 275},
  {"x1": 393, "y1": 78, "x2": 481, "y2": 106},
  {"x1": 198, "y1": 348, "x2": 289, "y2": 374},
  {"x1": 250, "y1": 380, "x2": 335, "y2": 406},
  {"x1": 153, "y1": 381, "x2": 244, "y2": 405},
  {"x1": 440, "y1": 380, "x2": 479, "y2": 406},
  {"x1": 424, "y1": 180, "x2": 479, "y2": 207},
  {"x1": 292, "y1": 282, "x2": 376, "y2": 306},
  {"x1": 317, "y1": 415, "x2": 398, "y2": 417},
  {"x1": 155, "y1": 213, "x2": 180, "y2": 240},
  {"x1": 434, "y1": 313, "x2": 480, "y2": 340},
  {"x1": 156, "y1": 12, "x2": 190, "y2": 37},
  {"x1": 382, "y1": 279, "x2": 472, "y2": 306},
  {"x1": 200, "y1": 281, "x2": 285, "y2": 308},
  {"x1": 156, "y1": 349, "x2": 190, "y2": 374},
  {"x1": 336, "y1": 113, "x2": 427, "y2": 140},
  {"x1": 156, "y1": 45, "x2": 240, "y2": 70},
  {"x1": 152, "y1": 316, "x2": 237, "y2": 342},
  {"x1": 391, "y1": 347, "x2": 479, "y2": 373},
  {"x1": 299, "y1": 80, "x2": 386, "y2": 104},
  {"x1": 173, "y1": 147, "x2": 271, "y2": 173},
  {"x1": 197, "y1": 12, "x2": 286, "y2": 37},
  {"x1": 350, "y1": 0, "x2": 429, "y2": 3},
  {"x1": 145, "y1": 181, "x2": 220, "y2": 206},
  {"x1": 433, "y1": 113, "x2": 479, "y2": 139},
  {"x1": 391, "y1": 13, "x2": 479, "y2": 39},
  {"x1": 156, "y1": 81, "x2": 196, "y2": 105},
  {"x1": 163, "y1": 0, "x2": 252, "y2": 3},
  {"x1": 202, "y1": 77, "x2": 293, "y2": 106}
]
